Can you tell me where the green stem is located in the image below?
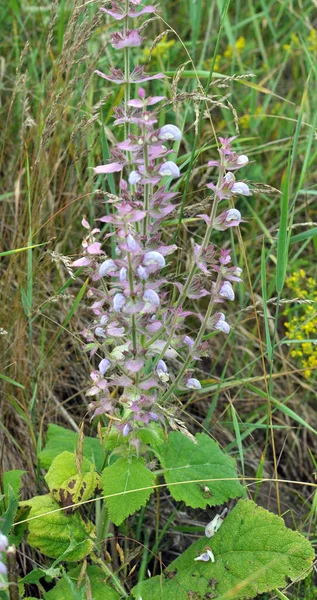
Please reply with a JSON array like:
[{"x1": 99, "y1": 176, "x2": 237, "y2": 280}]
[
  {"x1": 142, "y1": 139, "x2": 151, "y2": 237},
  {"x1": 91, "y1": 552, "x2": 128, "y2": 598},
  {"x1": 160, "y1": 274, "x2": 221, "y2": 405},
  {"x1": 144, "y1": 165, "x2": 224, "y2": 353}
]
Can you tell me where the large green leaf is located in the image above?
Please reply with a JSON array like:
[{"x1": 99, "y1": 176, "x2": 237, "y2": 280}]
[
  {"x1": 133, "y1": 499, "x2": 314, "y2": 600},
  {"x1": 19, "y1": 495, "x2": 95, "y2": 561},
  {"x1": 45, "y1": 451, "x2": 100, "y2": 507},
  {"x1": 101, "y1": 456, "x2": 155, "y2": 525},
  {"x1": 38, "y1": 424, "x2": 105, "y2": 471},
  {"x1": 44, "y1": 566, "x2": 120, "y2": 600},
  {"x1": 159, "y1": 432, "x2": 244, "y2": 508}
]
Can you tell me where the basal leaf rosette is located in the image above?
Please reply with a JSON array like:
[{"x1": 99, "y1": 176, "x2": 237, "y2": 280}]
[
  {"x1": 133, "y1": 499, "x2": 315, "y2": 600},
  {"x1": 20, "y1": 495, "x2": 95, "y2": 561},
  {"x1": 45, "y1": 451, "x2": 100, "y2": 506},
  {"x1": 101, "y1": 456, "x2": 155, "y2": 525},
  {"x1": 158, "y1": 432, "x2": 245, "y2": 507}
]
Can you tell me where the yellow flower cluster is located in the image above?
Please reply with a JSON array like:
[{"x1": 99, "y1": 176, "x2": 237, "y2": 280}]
[
  {"x1": 284, "y1": 269, "x2": 317, "y2": 379},
  {"x1": 142, "y1": 35, "x2": 175, "y2": 62},
  {"x1": 224, "y1": 36, "x2": 246, "y2": 59},
  {"x1": 207, "y1": 36, "x2": 246, "y2": 73},
  {"x1": 283, "y1": 28, "x2": 317, "y2": 53}
]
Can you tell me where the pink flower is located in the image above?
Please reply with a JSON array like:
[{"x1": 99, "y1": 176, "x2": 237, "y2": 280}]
[
  {"x1": 94, "y1": 162, "x2": 123, "y2": 174},
  {"x1": 214, "y1": 208, "x2": 242, "y2": 230},
  {"x1": 110, "y1": 29, "x2": 142, "y2": 50}
]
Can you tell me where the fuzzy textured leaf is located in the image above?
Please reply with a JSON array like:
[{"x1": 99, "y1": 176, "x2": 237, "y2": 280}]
[
  {"x1": 38, "y1": 424, "x2": 105, "y2": 471},
  {"x1": 45, "y1": 451, "x2": 100, "y2": 506},
  {"x1": 101, "y1": 457, "x2": 155, "y2": 525},
  {"x1": 133, "y1": 499, "x2": 314, "y2": 600},
  {"x1": 19, "y1": 495, "x2": 95, "y2": 561},
  {"x1": 45, "y1": 566, "x2": 120, "y2": 600},
  {"x1": 159, "y1": 432, "x2": 244, "y2": 508}
]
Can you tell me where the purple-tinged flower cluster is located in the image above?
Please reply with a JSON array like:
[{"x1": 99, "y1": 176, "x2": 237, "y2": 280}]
[
  {"x1": 75, "y1": 1, "x2": 251, "y2": 441},
  {"x1": 0, "y1": 533, "x2": 8, "y2": 581}
]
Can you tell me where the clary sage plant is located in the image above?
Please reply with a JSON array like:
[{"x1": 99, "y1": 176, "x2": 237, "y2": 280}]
[{"x1": 1, "y1": 2, "x2": 313, "y2": 599}]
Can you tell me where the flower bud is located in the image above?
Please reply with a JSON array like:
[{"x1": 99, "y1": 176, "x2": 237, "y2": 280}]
[
  {"x1": 158, "y1": 124, "x2": 182, "y2": 141},
  {"x1": 157, "y1": 359, "x2": 169, "y2": 382},
  {"x1": 122, "y1": 423, "x2": 130, "y2": 436},
  {"x1": 159, "y1": 161, "x2": 180, "y2": 178},
  {"x1": 184, "y1": 335, "x2": 195, "y2": 347}
]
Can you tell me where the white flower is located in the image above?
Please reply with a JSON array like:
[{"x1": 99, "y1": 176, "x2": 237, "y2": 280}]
[
  {"x1": 225, "y1": 209, "x2": 241, "y2": 223},
  {"x1": 205, "y1": 513, "x2": 225, "y2": 538},
  {"x1": 143, "y1": 289, "x2": 160, "y2": 308},
  {"x1": 158, "y1": 124, "x2": 182, "y2": 141},
  {"x1": 128, "y1": 170, "x2": 141, "y2": 185},
  {"x1": 119, "y1": 267, "x2": 127, "y2": 282},
  {"x1": 99, "y1": 259, "x2": 116, "y2": 277},
  {"x1": 214, "y1": 313, "x2": 230, "y2": 335},
  {"x1": 186, "y1": 378, "x2": 201, "y2": 390},
  {"x1": 223, "y1": 172, "x2": 235, "y2": 185},
  {"x1": 126, "y1": 234, "x2": 139, "y2": 252},
  {"x1": 95, "y1": 327, "x2": 107, "y2": 338},
  {"x1": 237, "y1": 154, "x2": 249, "y2": 167},
  {"x1": 98, "y1": 358, "x2": 110, "y2": 375},
  {"x1": 143, "y1": 251, "x2": 166, "y2": 269},
  {"x1": 231, "y1": 181, "x2": 251, "y2": 196},
  {"x1": 219, "y1": 281, "x2": 235, "y2": 301},
  {"x1": 113, "y1": 293, "x2": 126, "y2": 312},
  {"x1": 194, "y1": 548, "x2": 215, "y2": 563},
  {"x1": 137, "y1": 265, "x2": 148, "y2": 280},
  {"x1": 159, "y1": 161, "x2": 180, "y2": 178}
]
